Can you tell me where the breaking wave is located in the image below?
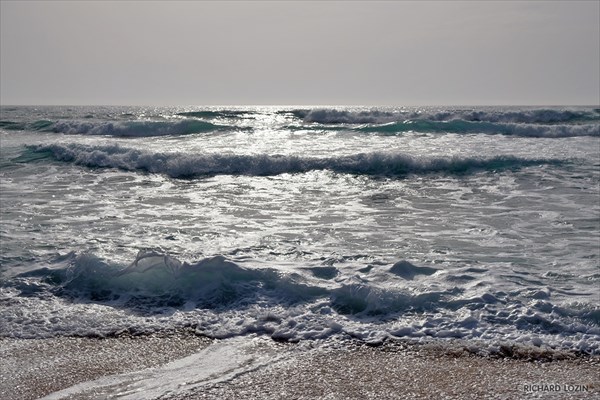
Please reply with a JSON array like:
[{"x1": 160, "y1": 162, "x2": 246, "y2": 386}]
[
  {"x1": 12, "y1": 251, "x2": 324, "y2": 308},
  {"x1": 2, "y1": 251, "x2": 598, "y2": 354},
  {"x1": 21, "y1": 143, "x2": 566, "y2": 178}
]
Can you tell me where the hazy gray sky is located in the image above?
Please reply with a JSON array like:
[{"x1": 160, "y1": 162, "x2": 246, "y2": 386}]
[{"x1": 1, "y1": 1, "x2": 598, "y2": 106}]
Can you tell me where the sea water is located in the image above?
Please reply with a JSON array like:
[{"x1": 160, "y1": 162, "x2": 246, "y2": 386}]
[{"x1": 0, "y1": 105, "x2": 599, "y2": 354}]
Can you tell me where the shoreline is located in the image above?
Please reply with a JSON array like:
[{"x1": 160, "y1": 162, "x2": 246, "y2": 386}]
[{"x1": 2, "y1": 334, "x2": 599, "y2": 400}]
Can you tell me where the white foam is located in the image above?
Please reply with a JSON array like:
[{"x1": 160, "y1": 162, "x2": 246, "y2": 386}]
[
  {"x1": 40, "y1": 337, "x2": 284, "y2": 400},
  {"x1": 2, "y1": 251, "x2": 599, "y2": 354}
]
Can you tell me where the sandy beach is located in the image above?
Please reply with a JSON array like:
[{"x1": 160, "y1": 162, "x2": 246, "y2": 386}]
[
  {"x1": 174, "y1": 343, "x2": 599, "y2": 400},
  {"x1": 1, "y1": 334, "x2": 598, "y2": 400}
]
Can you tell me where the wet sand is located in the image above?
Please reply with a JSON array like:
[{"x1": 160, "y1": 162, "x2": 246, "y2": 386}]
[
  {"x1": 1, "y1": 335, "x2": 598, "y2": 400},
  {"x1": 172, "y1": 342, "x2": 599, "y2": 400},
  {"x1": 0, "y1": 333, "x2": 212, "y2": 400}
]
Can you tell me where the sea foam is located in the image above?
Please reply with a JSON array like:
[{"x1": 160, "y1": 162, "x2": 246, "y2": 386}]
[{"x1": 2, "y1": 251, "x2": 599, "y2": 354}]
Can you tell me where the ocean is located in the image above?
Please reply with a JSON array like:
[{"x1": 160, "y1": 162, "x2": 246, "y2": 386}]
[{"x1": 1, "y1": 105, "x2": 599, "y2": 356}]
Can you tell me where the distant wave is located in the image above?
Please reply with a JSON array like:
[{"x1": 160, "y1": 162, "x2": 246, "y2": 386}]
[
  {"x1": 357, "y1": 120, "x2": 600, "y2": 137},
  {"x1": 22, "y1": 143, "x2": 566, "y2": 178},
  {"x1": 3, "y1": 108, "x2": 598, "y2": 138},
  {"x1": 0, "y1": 119, "x2": 54, "y2": 131},
  {"x1": 1, "y1": 119, "x2": 238, "y2": 137},
  {"x1": 294, "y1": 109, "x2": 399, "y2": 124},
  {"x1": 293, "y1": 108, "x2": 600, "y2": 125},
  {"x1": 287, "y1": 108, "x2": 600, "y2": 137},
  {"x1": 176, "y1": 110, "x2": 252, "y2": 119}
]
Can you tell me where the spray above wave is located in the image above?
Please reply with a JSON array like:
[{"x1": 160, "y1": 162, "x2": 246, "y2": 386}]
[{"x1": 23, "y1": 143, "x2": 565, "y2": 178}]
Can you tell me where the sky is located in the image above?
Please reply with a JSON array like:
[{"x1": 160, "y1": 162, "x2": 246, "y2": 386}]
[{"x1": 1, "y1": 0, "x2": 599, "y2": 106}]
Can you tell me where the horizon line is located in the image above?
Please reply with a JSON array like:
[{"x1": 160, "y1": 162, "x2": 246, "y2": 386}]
[{"x1": 2, "y1": 103, "x2": 599, "y2": 108}]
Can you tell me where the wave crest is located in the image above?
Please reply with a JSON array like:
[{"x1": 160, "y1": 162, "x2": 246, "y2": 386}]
[{"x1": 23, "y1": 143, "x2": 565, "y2": 178}]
